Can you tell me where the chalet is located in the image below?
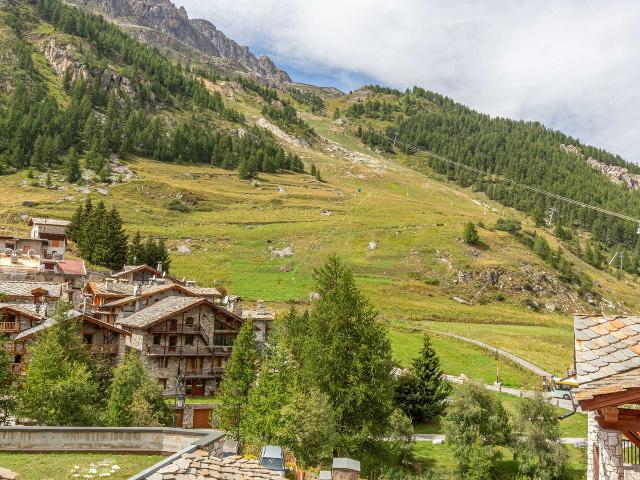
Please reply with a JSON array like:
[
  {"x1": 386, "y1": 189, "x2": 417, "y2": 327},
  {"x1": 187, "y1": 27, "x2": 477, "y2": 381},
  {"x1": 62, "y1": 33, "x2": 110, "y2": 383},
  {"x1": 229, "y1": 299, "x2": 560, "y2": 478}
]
[
  {"x1": 573, "y1": 314, "x2": 640, "y2": 479},
  {"x1": 117, "y1": 296, "x2": 243, "y2": 397},
  {"x1": 28, "y1": 217, "x2": 70, "y2": 259},
  {"x1": 13, "y1": 310, "x2": 127, "y2": 374},
  {"x1": 0, "y1": 281, "x2": 66, "y2": 309},
  {"x1": 241, "y1": 300, "x2": 274, "y2": 343},
  {"x1": 110, "y1": 264, "x2": 174, "y2": 285},
  {"x1": 0, "y1": 237, "x2": 48, "y2": 275}
]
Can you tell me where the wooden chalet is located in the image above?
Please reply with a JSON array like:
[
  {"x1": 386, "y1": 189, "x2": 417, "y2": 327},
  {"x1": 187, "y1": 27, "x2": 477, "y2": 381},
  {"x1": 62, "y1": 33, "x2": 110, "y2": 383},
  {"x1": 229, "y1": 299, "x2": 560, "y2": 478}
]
[
  {"x1": 117, "y1": 296, "x2": 243, "y2": 397},
  {"x1": 574, "y1": 314, "x2": 640, "y2": 479}
]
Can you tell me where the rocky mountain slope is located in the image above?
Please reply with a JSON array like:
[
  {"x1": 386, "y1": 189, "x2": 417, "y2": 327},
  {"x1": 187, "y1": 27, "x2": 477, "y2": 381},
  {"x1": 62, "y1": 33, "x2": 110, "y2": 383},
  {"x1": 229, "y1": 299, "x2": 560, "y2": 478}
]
[{"x1": 66, "y1": 0, "x2": 291, "y2": 83}]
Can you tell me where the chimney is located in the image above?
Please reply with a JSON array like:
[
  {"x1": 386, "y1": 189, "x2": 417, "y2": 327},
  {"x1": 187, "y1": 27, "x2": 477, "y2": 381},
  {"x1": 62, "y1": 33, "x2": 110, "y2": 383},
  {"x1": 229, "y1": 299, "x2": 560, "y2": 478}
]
[
  {"x1": 133, "y1": 285, "x2": 141, "y2": 297},
  {"x1": 157, "y1": 262, "x2": 163, "y2": 273},
  {"x1": 331, "y1": 458, "x2": 360, "y2": 480}
]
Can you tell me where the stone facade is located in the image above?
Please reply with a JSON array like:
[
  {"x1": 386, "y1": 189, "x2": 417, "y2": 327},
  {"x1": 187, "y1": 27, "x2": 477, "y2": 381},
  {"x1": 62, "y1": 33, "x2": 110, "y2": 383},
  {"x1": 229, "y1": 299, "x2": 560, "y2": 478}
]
[{"x1": 587, "y1": 411, "x2": 624, "y2": 480}]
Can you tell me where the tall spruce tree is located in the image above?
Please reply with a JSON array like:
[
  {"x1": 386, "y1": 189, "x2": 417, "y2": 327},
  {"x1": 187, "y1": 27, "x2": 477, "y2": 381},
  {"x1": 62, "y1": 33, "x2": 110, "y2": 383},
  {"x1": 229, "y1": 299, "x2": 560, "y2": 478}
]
[
  {"x1": 127, "y1": 230, "x2": 143, "y2": 265},
  {"x1": 297, "y1": 255, "x2": 395, "y2": 453},
  {"x1": 217, "y1": 319, "x2": 258, "y2": 440},
  {"x1": 394, "y1": 334, "x2": 451, "y2": 422}
]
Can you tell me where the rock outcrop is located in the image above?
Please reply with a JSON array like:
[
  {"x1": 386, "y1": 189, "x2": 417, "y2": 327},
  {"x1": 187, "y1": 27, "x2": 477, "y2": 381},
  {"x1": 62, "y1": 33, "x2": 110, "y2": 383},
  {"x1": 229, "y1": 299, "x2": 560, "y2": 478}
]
[
  {"x1": 560, "y1": 143, "x2": 640, "y2": 190},
  {"x1": 42, "y1": 36, "x2": 136, "y2": 98},
  {"x1": 67, "y1": 0, "x2": 291, "y2": 84}
]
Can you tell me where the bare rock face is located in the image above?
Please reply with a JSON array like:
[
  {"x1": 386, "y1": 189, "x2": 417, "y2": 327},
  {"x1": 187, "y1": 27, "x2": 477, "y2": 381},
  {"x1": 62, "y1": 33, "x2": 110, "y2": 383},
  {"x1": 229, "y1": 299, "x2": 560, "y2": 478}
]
[
  {"x1": 42, "y1": 37, "x2": 136, "y2": 98},
  {"x1": 67, "y1": 0, "x2": 291, "y2": 84},
  {"x1": 560, "y1": 143, "x2": 640, "y2": 190}
]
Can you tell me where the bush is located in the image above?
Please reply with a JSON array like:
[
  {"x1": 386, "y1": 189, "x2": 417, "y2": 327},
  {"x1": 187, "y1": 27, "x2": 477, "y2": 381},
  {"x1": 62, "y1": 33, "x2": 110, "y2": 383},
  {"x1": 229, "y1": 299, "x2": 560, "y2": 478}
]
[
  {"x1": 495, "y1": 218, "x2": 522, "y2": 234},
  {"x1": 167, "y1": 199, "x2": 191, "y2": 212}
]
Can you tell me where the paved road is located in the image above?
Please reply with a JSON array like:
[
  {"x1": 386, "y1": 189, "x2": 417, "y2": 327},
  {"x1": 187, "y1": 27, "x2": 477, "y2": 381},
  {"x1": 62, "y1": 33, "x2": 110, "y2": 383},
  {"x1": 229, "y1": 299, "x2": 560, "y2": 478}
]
[
  {"x1": 430, "y1": 330, "x2": 554, "y2": 378},
  {"x1": 445, "y1": 375, "x2": 579, "y2": 412},
  {"x1": 415, "y1": 433, "x2": 586, "y2": 445}
]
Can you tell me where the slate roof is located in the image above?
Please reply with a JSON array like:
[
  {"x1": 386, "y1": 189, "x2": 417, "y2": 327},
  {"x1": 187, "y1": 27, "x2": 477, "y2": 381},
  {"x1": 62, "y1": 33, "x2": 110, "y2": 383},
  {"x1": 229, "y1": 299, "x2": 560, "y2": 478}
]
[
  {"x1": 86, "y1": 281, "x2": 148, "y2": 296},
  {"x1": 0, "y1": 281, "x2": 63, "y2": 298},
  {"x1": 101, "y1": 283, "x2": 197, "y2": 308},
  {"x1": 15, "y1": 310, "x2": 127, "y2": 341},
  {"x1": 574, "y1": 314, "x2": 640, "y2": 400},
  {"x1": 28, "y1": 218, "x2": 70, "y2": 227},
  {"x1": 148, "y1": 452, "x2": 284, "y2": 480},
  {"x1": 116, "y1": 296, "x2": 205, "y2": 328},
  {"x1": 187, "y1": 286, "x2": 224, "y2": 297},
  {"x1": 0, "y1": 302, "x2": 45, "y2": 319}
]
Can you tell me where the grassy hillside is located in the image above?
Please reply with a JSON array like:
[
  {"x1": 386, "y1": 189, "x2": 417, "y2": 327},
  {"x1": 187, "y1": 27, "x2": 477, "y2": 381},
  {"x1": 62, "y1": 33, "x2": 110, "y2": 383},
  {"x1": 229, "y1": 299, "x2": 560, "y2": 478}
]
[{"x1": 2, "y1": 0, "x2": 639, "y2": 382}]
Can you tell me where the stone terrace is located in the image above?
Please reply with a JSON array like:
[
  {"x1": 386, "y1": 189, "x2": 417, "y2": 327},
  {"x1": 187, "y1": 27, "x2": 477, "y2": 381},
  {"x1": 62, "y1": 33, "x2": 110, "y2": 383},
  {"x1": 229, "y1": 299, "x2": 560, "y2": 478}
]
[{"x1": 147, "y1": 452, "x2": 283, "y2": 480}]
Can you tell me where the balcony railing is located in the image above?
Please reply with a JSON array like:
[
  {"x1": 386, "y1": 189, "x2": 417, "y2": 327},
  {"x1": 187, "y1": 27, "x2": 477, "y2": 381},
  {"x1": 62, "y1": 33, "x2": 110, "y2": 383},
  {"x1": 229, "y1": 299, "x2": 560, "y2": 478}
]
[
  {"x1": 1, "y1": 322, "x2": 19, "y2": 333},
  {"x1": 624, "y1": 439, "x2": 640, "y2": 465},
  {"x1": 89, "y1": 343, "x2": 119, "y2": 355},
  {"x1": 146, "y1": 344, "x2": 214, "y2": 356},
  {"x1": 184, "y1": 367, "x2": 225, "y2": 378},
  {"x1": 212, "y1": 345, "x2": 233, "y2": 355}
]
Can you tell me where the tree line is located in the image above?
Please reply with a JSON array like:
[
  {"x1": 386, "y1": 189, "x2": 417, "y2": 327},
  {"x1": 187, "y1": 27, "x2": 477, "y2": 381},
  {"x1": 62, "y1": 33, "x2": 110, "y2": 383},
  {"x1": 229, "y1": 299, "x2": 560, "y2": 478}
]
[
  {"x1": 354, "y1": 86, "x2": 640, "y2": 252},
  {"x1": 0, "y1": 1, "x2": 305, "y2": 179},
  {"x1": 67, "y1": 199, "x2": 170, "y2": 271}
]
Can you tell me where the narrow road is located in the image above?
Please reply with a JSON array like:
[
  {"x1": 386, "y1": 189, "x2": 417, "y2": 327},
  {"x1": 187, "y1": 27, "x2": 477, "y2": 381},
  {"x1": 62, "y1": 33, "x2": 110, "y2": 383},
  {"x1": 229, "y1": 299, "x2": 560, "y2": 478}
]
[
  {"x1": 414, "y1": 433, "x2": 585, "y2": 445},
  {"x1": 430, "y1": 330, "x2": 554, "y2": 378},
  {"x1": 445, "y1": 375, "x2": 579, "y2": 412}
]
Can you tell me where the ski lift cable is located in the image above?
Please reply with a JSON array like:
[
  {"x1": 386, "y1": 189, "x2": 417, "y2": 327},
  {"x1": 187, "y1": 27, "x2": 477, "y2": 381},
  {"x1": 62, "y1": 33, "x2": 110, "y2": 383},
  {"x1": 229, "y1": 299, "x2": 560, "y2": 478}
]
[{"x1": 377, "y1": 131, "x2": 640, "y2": 225}]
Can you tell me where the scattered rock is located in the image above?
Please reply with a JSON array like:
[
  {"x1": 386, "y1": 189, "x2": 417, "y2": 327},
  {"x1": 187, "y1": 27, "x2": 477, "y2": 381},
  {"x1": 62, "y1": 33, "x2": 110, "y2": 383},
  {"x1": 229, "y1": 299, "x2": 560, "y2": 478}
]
[
  {"x1": 309, "y1": 292, "x2": 320, "y2": 301},
  {"x1": 368, "y1": 241, "x2": 377, "y2": 251},
  {"x1": 270, "y1": 246, "x2": 294, "y2": 258},
  {"x1": 176, "y1": 245, "x2": 192, "y2": 254},
  {"x1": 22, "y1": 201, "x2": 37, "y2": 207},
  {"x1": 452, "y1": 296, "x2": 472, "y2": 305},
  {"x1": 95, "y1": 188, "x2": 109, "y2": 196},
  {"x1": 0, "y1": 467, "x2": 17, "y2": 480},
  {"x1": 277, "y1": 186, "x2": 286, "y2": 194},
  {"x1": 573, "y1": 440, "x2": 586, "y2": 449},
  {"x1": 432, "y1": 438, "x2": 444, "y2": 445},
  {"x1": 320, "y1": 210, "x2": 333, "y2": 216},
  {"x1": 279, "y1": 265, "x2": 291, "y2": 272}
]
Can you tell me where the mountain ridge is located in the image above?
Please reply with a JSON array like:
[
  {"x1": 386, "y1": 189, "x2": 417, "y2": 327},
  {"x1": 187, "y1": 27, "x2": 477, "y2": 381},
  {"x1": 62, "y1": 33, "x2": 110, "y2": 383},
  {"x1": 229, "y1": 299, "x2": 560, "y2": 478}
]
[{"x1": 66, "y1": 0, "x2": 292, "y2": 84}]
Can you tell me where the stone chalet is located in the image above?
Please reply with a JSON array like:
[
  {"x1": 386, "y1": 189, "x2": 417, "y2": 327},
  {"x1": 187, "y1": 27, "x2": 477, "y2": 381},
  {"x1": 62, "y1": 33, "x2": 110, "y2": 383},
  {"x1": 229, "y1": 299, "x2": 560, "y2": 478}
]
[
  {"x1": 117, "y1": 296, "x2": 243, "y2": 397},
  {"x1": 28, "y1": 217, "x2": 70, "y2": 259},
  {"x1": 574, "y1": 314, "x2": 640, "y2": 480}
]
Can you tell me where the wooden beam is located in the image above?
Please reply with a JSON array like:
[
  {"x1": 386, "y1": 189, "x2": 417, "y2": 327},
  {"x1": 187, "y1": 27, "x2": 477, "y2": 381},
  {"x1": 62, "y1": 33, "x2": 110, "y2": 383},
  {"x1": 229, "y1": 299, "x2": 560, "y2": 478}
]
[
  {"x1": 625, "y1": 431, "x2": 640, "y2": 449},
  {"x1": 580, "y1": 388, "x2": 640, "y2": 410},
  {"x1": 603, "y1": 406, "x2": 620, "y2": 422}
]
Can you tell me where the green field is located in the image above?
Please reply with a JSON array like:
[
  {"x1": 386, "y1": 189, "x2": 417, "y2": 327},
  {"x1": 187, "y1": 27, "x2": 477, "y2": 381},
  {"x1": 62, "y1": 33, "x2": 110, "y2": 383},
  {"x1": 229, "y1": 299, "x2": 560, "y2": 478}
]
[{"x1": 0, "y1": 452, "x2": 163, "y2": 480}]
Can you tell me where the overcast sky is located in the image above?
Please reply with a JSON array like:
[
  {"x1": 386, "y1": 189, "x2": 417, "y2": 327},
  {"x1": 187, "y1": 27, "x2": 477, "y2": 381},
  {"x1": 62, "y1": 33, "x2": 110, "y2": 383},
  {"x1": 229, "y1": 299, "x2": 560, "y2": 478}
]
[{"x1": 175, "y1": 0, "x2": 640, "y2": 163}]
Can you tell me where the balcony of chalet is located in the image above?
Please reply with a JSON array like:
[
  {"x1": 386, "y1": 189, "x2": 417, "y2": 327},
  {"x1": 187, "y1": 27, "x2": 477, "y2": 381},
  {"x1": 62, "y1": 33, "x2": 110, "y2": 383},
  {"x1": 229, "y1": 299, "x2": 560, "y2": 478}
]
[
  {"x1": 184, "y1": 367, "x2": 225, "y2": 379},
  {"x1": 1, "y1": 322, "x2": 19, "y2": 333}
]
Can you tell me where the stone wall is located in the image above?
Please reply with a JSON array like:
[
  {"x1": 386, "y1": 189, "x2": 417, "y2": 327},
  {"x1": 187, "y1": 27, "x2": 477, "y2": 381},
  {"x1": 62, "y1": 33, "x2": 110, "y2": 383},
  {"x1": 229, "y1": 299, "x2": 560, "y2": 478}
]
[
  {"x1": 625, "y1": 465, "x2": 640, "y2": 480},
  {"x1": 0, "y1": 426, "x2": 223, "y2": 455},
  {"x1": 587, "y1": 411, "x2": 624, "y2": 480}
]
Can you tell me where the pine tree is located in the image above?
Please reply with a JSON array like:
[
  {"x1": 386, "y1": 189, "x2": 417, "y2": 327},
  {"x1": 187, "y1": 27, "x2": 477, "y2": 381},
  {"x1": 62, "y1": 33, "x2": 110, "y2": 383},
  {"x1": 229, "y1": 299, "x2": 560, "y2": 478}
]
[
  {"x1": 64, "y1": 147, "x2": 82, "y2": 183},
  {"x1": 310, "y1": 163, "x2": 317, "y2": 177},
  {"x1": 156, "y1": 238, "x2": 171, "y2": 273},
  {"x1": 66, "y1": 203, "x2": 85, "y2": 243},
  {"x1": 463, "y1": 222, "x2": 480, "y2": 244},
  {"x1": 217, "y1": 320, "x2": 258, "y2": 440},
  {"x1": 127, "y1": 230, "x2": 143, "y2": 265},
  {"x1": 94, "y1": 207, "x2": 128, "y2": 270},
  {"x1": 394, "y1": 334, "x2": 451, "y2": 422}
]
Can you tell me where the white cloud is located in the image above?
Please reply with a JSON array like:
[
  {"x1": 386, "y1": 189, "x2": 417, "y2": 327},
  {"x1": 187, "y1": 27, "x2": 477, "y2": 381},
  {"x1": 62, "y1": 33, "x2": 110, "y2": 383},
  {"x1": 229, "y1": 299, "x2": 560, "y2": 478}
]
[{"x1": 175, "y1": 0, "x2": 640, "y2": 162}]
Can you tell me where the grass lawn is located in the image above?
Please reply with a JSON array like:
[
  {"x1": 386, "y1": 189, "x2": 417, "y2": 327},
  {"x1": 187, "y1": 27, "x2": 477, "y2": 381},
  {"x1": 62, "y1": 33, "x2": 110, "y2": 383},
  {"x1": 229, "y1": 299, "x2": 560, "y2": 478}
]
[
  {"x1": 413, "y1": 442, "x2": 586, "y2": 479},
  {"x1": 165, "y1": 395, "x2": 221, "y2": 406},
  {"x1": 388, "y1": 329, "x2": 540, "y2": 388},
  {"x1": 0, "y1": 452, "x2": 163, "y2": 480}
]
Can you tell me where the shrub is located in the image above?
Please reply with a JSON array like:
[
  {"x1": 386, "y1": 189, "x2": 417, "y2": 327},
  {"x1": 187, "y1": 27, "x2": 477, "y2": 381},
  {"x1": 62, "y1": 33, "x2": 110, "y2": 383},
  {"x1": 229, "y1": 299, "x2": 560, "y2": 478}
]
[{"x1": 167, "y1": 199, "x2": 191, "y2": 212}]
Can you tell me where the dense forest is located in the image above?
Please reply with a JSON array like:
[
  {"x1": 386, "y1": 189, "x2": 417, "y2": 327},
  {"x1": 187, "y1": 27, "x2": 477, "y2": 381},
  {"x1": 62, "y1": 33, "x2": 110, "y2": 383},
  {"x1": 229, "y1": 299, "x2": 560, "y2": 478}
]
[
  {"x1": 355, "y1": 86, "x2": 640, "y2": 257},
  {"x1": 0, "y1": 0, "x2": 305, "y2": 177}
]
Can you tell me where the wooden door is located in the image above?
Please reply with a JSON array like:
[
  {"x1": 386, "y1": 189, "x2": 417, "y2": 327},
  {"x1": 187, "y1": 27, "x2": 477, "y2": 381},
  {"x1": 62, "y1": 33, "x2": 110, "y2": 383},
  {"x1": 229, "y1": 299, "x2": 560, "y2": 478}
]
[
  {"x1": 193, "y1": 408, "x2": 211, "y2": 429},
  {"x1": 186, "y1": 379, "x2": 205, "y2": 396},
  {"x1": 175, "y1": 409, "x2": 184, "y2": 428}
]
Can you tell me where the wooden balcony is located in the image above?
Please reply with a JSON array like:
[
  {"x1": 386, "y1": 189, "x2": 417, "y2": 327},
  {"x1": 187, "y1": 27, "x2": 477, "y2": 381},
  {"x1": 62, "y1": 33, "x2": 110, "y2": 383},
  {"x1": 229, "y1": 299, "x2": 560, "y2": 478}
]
[
  {"x1": 212, "y1": 345, "x2": 233, "y2": 356},
  {"x1": 1, "y1": 322, "x2": 19, "y2": 333},
  {"x1": 89, "y1": 343, "x2": 119, "y2": 355},
  {"x1": 184, "y1": 367, "x2": 225, "y2": 378},
  {"x1": 146, "y1": 344, "x2": 213, "y2": 356}
]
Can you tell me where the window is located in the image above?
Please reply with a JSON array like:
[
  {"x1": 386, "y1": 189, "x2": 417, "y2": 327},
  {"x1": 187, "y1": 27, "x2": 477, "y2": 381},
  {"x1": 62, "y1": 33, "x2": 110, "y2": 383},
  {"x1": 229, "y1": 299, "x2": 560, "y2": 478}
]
[
  {"x1": 185, "y1": 317, "x2": 194, "y2": 327},
  {"x1": 83, "y1": 333, "x2": 93, "y2": 345},
  {"x1": 158, "y1": 378, "x2": 167, "y2": 390},
  {"x1": 184, "y1": 335, "x2": 194, "y2": 346},
  {"x1": 14, "y1": 354, "x2": 21, "y2": 364},
  {"x1": 214, "y1": 319, "x2": 229, "y2": 330},
  {"x1": 214, "y1": 334, "x2": 235, "y2": 346},
  {"x1": 152, "y1": 335, "x2": 161, "y2": 345},
  {"x1": 158, "y1": 357, "x2": 169, "y2": 368},
  {"x1": 168, "y1": 319, "x2": 177, "y2": 331}
]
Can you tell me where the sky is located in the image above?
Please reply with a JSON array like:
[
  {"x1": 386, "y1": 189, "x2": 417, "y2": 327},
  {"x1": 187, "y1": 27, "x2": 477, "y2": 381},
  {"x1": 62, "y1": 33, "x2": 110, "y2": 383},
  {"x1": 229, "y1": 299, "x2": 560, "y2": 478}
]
[{"x1": 175, "y1": 0, "x2": 640, "y2": 163}]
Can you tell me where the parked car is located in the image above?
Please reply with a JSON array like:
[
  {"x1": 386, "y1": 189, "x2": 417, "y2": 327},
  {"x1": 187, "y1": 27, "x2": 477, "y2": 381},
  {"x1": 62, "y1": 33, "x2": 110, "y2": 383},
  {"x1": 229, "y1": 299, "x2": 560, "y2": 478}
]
[
  {"x1": 551, "y1": 375, "x2": 578, "y2": 400},
  {"x1": 259, "y1": 445, "x2": 285, "y2": 476}
]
